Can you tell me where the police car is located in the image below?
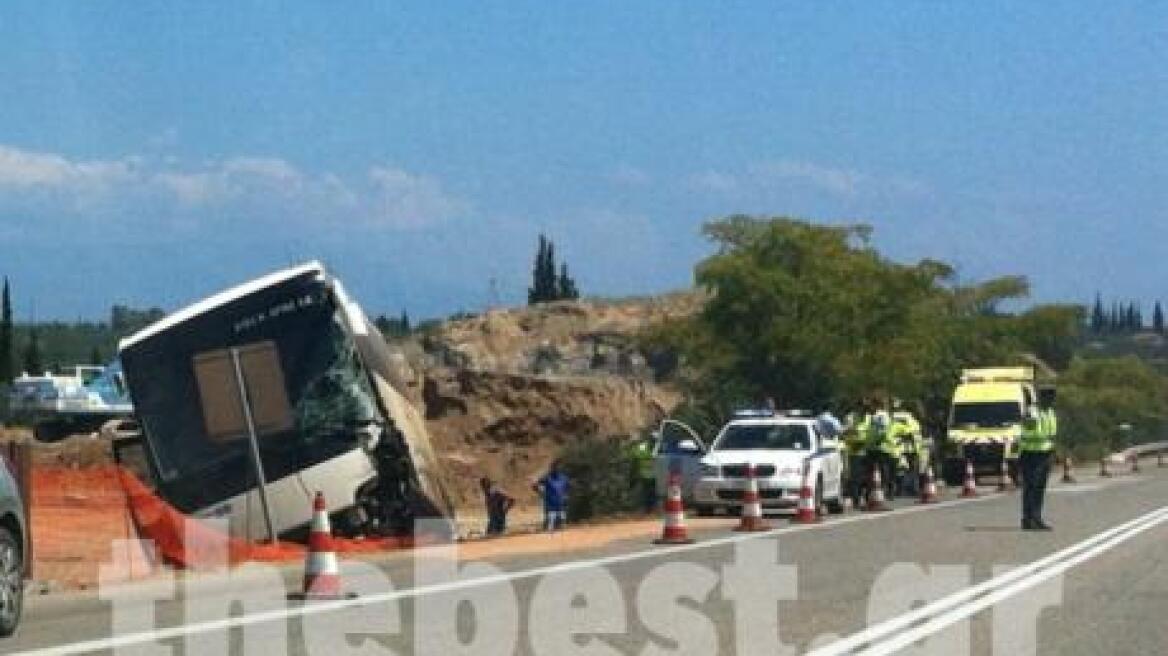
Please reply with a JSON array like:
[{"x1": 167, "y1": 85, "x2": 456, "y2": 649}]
[{"x1": 682, "y1": 410, "x2": 846, "y2": 516}]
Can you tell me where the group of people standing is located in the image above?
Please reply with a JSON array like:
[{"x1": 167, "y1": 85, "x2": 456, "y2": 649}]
[
  {"x1": 843, "y1": 388, "x2": 1059, "y2": 530},
  {"x1": 479, "y1": 460, "x2": 570, "y2": 537},
  {"x1": 841, "y1": 399, "x2": 928, "y2": 507}
]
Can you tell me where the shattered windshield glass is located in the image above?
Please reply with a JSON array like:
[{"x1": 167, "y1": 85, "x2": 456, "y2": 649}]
[{"x1": 294, "y1": 315, "x2": 380, "y2": 443}]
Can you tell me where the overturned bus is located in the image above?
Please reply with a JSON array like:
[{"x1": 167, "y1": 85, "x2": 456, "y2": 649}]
[{"x1": 117, "y1": 262, "x2": 455, "y2": 540}]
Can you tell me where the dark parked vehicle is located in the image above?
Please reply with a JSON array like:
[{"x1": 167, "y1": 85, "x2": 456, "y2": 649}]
[{"x1": 0, "y1": 454, "x2": 27, "y2": 637}]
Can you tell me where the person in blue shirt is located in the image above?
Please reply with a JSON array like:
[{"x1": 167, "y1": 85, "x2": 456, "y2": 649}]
[{"x1": 533, "y1": 460, "x2": 570, "y2": 531}]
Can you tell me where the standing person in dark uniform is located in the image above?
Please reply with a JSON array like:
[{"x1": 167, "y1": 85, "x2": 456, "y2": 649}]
[
  {"x1": 1019, "y1": 393, "x2": 1056, "y2": 530},
  {"x1": 480, "y1": 477, "x2": 514, "y2": 537}
]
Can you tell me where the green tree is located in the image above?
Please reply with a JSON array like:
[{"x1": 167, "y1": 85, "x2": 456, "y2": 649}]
[
  {"x1": 110, "y1": 305, "x2": 166, "y2": 336},
  {"x1": 643, "y1": 215, "x2": 1038, "y2": 436},
  {"x1": 528, "y1": 234, "x2": 581, "y2": 304},
  {"x1": 1090, "y1": 293, "x2": 1105, "y2": 334},
  {"x1": 528, "y1": 235, "x2": 556, "y2": 304},
  {"x1": 0, "y1": 278, "x2": 11, "y2": 382},
  {"x1": 22, "y1": 328, "x2": 42, "y2": 375},
  {"x1": 557, "y1": 263, "x2": 579, "y2": 300},
  {"x1": 1058, "y1": 356, "x2": 1168, "y2": 459},
  {"x1": 1154, "y1": 302, "x2": 1164, "y2": 334},
  {"x1": 1011, "y1": 304, "x2": 1085, "y2": 371}
]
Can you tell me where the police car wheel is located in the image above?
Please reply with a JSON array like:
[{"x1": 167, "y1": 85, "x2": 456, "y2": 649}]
[
  {"x1": 825, "y1": 490, "x2": 845, "y2": 515},
  {"x1": 815, "y1": 478, "x2": 825, "y2": 517}
]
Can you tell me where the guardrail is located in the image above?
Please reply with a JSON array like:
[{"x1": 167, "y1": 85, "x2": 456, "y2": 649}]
[{"x1": 1109, "y1": 441, "x2": 1168, "y2": 465}]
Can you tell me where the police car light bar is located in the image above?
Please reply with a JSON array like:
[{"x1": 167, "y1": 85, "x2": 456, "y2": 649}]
[{"x1": 732, "y1": 408, "x2": 776, "y2": 418}]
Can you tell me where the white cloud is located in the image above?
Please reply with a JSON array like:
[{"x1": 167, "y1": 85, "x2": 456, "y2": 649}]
[
  {"x1": 367, "y1": 166, "x2": 467, "y2": 228},
  {"x1": 0, "y1": 145, "x2": 137, "y2": 191},
  {"x1": 222, "y1": 157, "x2": 303, "y2": 182},
  {"x1": 153, "y1": 171, "x2": 223, "y2": 204},
  {"x1": 688, "y1": 158, "x2": 929, "y2": 201},
  {"x1": 0, "y1": 143, "x2": 466, "y2": 230},
  {"x1": 753, "y1": 160, "x2": 865, "y2": 196}
]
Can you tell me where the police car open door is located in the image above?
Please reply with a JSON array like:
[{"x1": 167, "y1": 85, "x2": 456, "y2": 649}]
[{"x1": 652, "y1": 419, "x2": 705, "y2": 501}]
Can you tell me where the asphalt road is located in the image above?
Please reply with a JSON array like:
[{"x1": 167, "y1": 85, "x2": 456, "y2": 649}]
[{"x1": 8, "y1": 467, "x2": 1168, "y2": 655}]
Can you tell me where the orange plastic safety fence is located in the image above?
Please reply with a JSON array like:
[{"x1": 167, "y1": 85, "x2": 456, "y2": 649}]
[{"x1": 115, "y1": 468, "x2": 433, "y2": 568}]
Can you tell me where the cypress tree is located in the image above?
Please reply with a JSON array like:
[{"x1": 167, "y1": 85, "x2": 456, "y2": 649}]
[
  {"x1": 22, "y1": 328, "x2": 42, "y2": 376},
  {"x1": 528, "y1": 234, "x2": 582, "y2": 304},
  {"x1": 557, "y1": 263, "x2": 579, "y2": 300},
  {"x1": 1153, "y1": 302, "x2": 1165, "y2": 335},
  {"x1": 543, "y1": 240, "x2": 557, "y2": 301},
  {"x1": 400, "y1": 309, "x2": 410, "y2": 333},
  {"x1": 1090, "y1": 293, "x2": 1105, "y2": 334},
  {"x1": 528, "y1": 234, "x2": 563, "y2": 304},
  {"x1": 528, "y1": 235, "x2": 550, "y2": 304},
  {"x1": 0, "y1": 278, "x2": 11, "y2": 382}
]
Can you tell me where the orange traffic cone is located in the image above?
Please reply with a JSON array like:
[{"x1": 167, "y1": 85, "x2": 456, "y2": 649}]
[
  {"x1": 1061, "y1": 456, "x2": 1077, "y2": 484},
  {"x1": 961, "y1": 460, "x2": 978, "y2": 498},
  {"x1": 654, "y1": 471, "x2": 694, "y2": 544},
  {"x1": 918, "y1": 466, "x2": 939, "y2": 504},
  {"x1": 864, "y1": 465, "x2": 890, "y2": 512},
  {"x1": 792, "y1": 461, "x2": 820, "y2": 524},
  {"x1": 736, "y1": 463, "x2": 772, "y2": 532},
  {"x1": 997, "y1": 459, "x2": 1015, "y2": 492},
  {"x1": 294, "y1": 492, "x2": 346, "y2": 601}
]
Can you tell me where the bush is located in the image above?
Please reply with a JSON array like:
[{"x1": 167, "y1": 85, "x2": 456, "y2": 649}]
[
  {"x1": 1059, "y1": 356, "x2": 1168, "y2": 459},
  {"x1": 558, "y1": 438, "x2": 639, "y2": 521}
]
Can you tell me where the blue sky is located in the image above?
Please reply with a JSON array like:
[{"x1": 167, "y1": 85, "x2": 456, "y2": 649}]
[{"x1": 1, "y1": 3, "x2": 1165, "y2": 320}]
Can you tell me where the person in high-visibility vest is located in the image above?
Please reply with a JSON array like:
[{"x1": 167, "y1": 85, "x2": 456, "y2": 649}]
[
  {"x1": 843, "y1": 411, "x2": 869, "y2": 508},
  {"x1": 1019, "y1": 399, "x2": 1056, "y2": 530},
  {"x1": 864, "y1": 403, "x2": 899, "y2": 501},
  {"x1": 891, "y1": 409, "x2": 924, "y2": 497},
  {"x1": 627, "y1": 436, "x2": 658, "y2": 513}
]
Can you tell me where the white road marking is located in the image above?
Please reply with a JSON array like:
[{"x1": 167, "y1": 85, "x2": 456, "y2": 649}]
[
  {"x1": 809, "y1": 505, "x2": 1168, "y2": 656},
  {"x1": 1050, "y1": 484, "x2": 1106, "y2": 493},
  {"x1": 16, "y1": 491, "x2": 1007, "y2": 655}
]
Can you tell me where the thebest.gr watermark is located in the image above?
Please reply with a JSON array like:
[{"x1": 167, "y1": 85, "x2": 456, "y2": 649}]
[{"x1": 93, "y1": 519, "x2": 1064, "y2": 655}]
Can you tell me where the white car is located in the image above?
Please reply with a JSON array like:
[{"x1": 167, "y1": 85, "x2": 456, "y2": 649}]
[{"x1": 686, "y1": 413, "x2": 846, "y2": 516}]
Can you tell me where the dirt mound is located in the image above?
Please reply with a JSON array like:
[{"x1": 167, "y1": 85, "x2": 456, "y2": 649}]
[
  {"x1": 383, "y1": 295, "x2": 698, "y2": 515},
  {"x1": 412, "y1": 293, "x2": 701, "y2": 377},
  {"x1": 420, "y1": 367, "x2": 681, "y2": 511}
]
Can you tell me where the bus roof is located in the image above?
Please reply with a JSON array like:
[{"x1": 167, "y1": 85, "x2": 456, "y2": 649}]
[{"x1": 118, "y1": 261, "x2": 325, "y2": 351}]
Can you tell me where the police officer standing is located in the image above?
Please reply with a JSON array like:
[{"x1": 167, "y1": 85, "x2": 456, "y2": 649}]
[
  {"x1": 864, "y1": 399, "x2": 899, "y2": 500},
  {"x1": 628, "y1": 435, "x2": 658, "y2": 513},
  {"x1": 1020, "y1": 387, "x2": 1057, "y2": 530},
  {"x1": 891, "y1": 403, "x2": 924, "y2": 497},
  {"x1": 844, "y1": 410, "x2": 869, "y2": 509}
]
